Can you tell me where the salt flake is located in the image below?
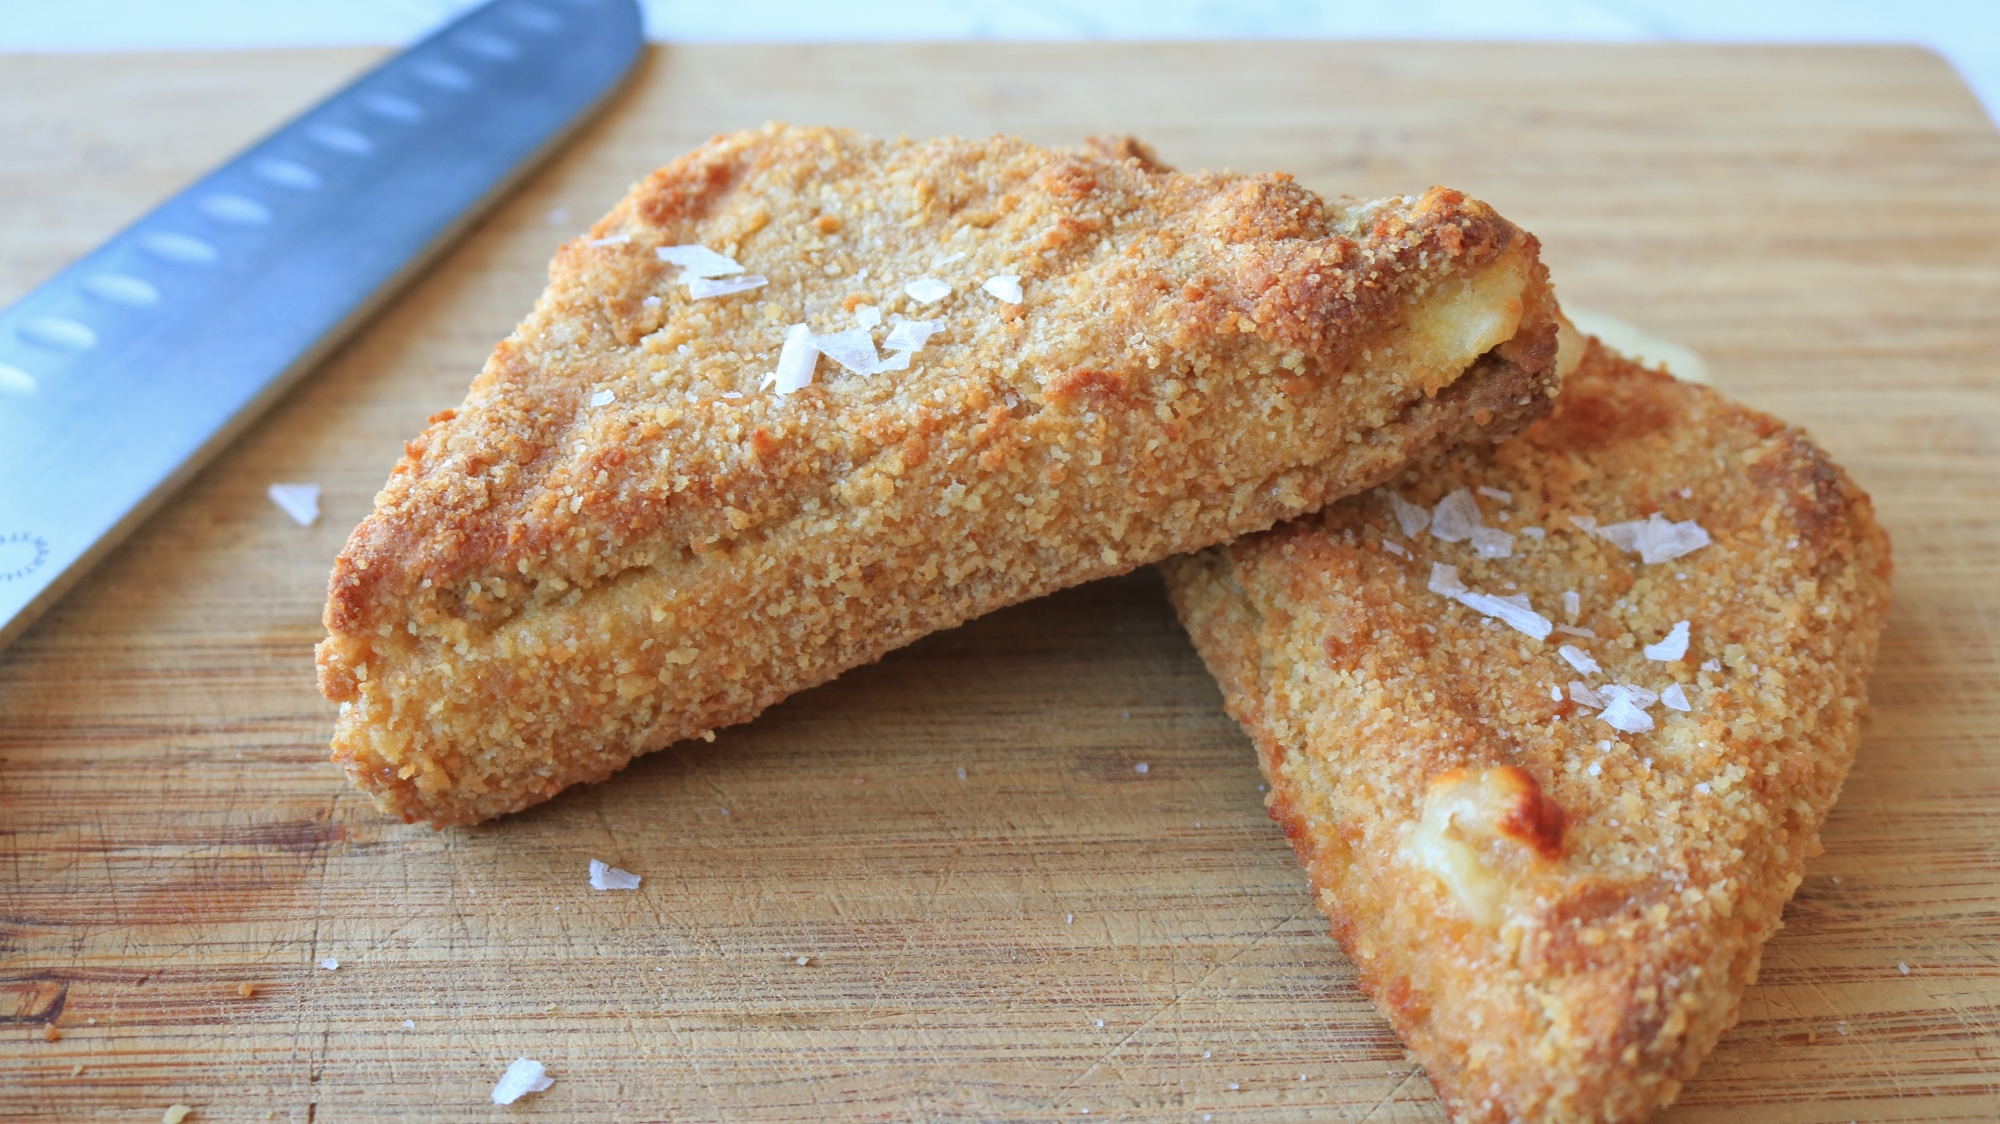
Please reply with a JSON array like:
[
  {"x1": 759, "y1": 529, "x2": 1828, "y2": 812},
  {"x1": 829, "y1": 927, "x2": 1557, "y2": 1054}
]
[
  {"x1": 268, "y1": 483, "x2": 320, "y2": 526},
  {"x1": 1476, "y1": 486, "x2": 1512, "y2": 502},
  {"x1": 491, "y1": 1058, "x2": 553, "y2": 1105},
  {"x1": 1661, "y1": 684, "x2": 1691, "y2": 711},
  {"x1": 588, "y1": 859, "x2": 641, "y2": 891},
  {"x1": 905, "y1": 277, "x2": 952, "y2": 304},
  {"x1": 1390, "y1": 493, "x2": 1430, "y2": 538},
  {"x1": 774, "y1": 324, "x2": 817, "y2": 394},
  {"x1": 1428, "y1": 563, "x2": 1466, "y2": 597},
  {"x1": 883, "y1": 318, "x2": 943, "y2": 352},
  {"x1": 1456, "y1": 590, "x2": 1552, "y2": 640},
  {"x1": 319, "y1": 957, "x2": 339, "y2": 970},
  {"x1": 587, "y1": 233, "x2": 630, "y2": 247},
  {"x1": 688, "y1": 274, "x2": 767, "y2": 299},
  {"x1": 1645, "y1": 620, "x2": 1691, "y2": 661},
  {"x1": 1558, "y1": 645, "x2": 1600, "y2": 674},
  {"x1": 1470, "y1": 525, "x2": 1515, "y2": 559},
  {"x1": 589, "y1": 389, "x2": 614, "y2": 407},
  {"x1": 855, "y1": 305, "x2": 882, "y2": 328},
  {"x1": 1596, "y1": 512, "x2": 1713, "y2": 564},
  {"x1": 1599, "y1": 693, "x2": 1655, "y2": 734},
  {"x1": 982, "y1": 274, "x2": 1024, "y2": 303},
  {"x1": 1569, "y1": 681, "x2": 1606, "y2": 708},
  {"x1": 812, "y1": 327, "x2": 883, "y2": 375},
  {"x1": 1430, "y1": 488, "x2": 1484, "y2": 542},
  {"x1": 656, "y1": 244, "x2": 743, "y2": 277}
]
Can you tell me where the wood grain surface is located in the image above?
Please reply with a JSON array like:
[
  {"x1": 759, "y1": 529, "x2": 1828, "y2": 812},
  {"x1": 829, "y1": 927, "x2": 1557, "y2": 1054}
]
[{"x1": 3, "y1": 41, "x2": 1998, "y2": 1123}]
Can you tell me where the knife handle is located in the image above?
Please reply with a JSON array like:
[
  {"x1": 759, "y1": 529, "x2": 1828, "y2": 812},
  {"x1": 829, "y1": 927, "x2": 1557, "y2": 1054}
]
[{"x1": 0, "y1": 0, "x2": 643, "y2": 650}]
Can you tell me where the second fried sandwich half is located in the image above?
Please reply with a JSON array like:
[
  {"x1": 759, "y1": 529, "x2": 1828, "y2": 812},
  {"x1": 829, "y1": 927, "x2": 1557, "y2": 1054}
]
[
  {"x1": 319, "y1": 123, "x2": 1560, "y2": 826},
  {"x1": 1163, "y1": 342, "x2": 1891, "y2": 1123}
]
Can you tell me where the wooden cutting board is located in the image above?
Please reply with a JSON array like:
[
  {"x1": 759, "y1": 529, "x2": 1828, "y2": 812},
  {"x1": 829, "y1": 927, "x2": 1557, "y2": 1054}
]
[{"x1": 4, "y1": 41, "x2": 1998, "y2": 1123}]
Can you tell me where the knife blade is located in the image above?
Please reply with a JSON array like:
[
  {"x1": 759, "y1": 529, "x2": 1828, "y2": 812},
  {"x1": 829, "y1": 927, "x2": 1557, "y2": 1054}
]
[{"x1": 0, "y1": 0, "x2": 643, "y2": 651}]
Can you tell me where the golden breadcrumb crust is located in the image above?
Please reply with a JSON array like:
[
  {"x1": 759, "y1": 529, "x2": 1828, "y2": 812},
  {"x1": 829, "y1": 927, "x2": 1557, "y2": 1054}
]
[
  {"x1": 318, "y1": 123, "x2": 1559, "y2": 825},
  {"x1": 1162, "y1": 342, "x2": 1892, "y2": 1124}
]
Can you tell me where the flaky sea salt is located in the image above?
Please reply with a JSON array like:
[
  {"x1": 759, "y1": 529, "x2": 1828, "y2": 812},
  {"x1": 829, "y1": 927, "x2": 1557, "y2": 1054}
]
[
  {"x1": 905, "y1": 277, "x2": 952, "y2": 304},
  {"x1": 855, "y1": 305, "x2": 882, "y2": 328},
  {"x1": 688, "y1": 274, "x2": 767, "y2": 299},
  {"x1": 268, "y1": 483, "x2": 320, "y2": 526},
  {"x1": 1550, "y1": 685, "x2": 1564, "y2": 702},
  {"x1": 1553, "y1": 624, "x2": 1595, "y2": 639},
  {"x1": 982, "y1": 275, "x2": 1023, "y2": 303},
  {"x1": 1599, "y1": 693, "x2": 1655, "y2": 734},
  {"x1": 589, "y1": 389, "x2": 614, "y2": 407},
  {"x1": 589, "y1": 859, "x2": 640, "y2": 891},
  {"x1": 1135, "y1": 763, "x2": 1150, "y2": 774},
  {"x1": 1430, "y1": 488, "x2": 1484, "y2": 542},
  {"x1": 1382, "y1": 540, "x2": 1410, "y2": 559},
  {"x1": 656, "y1": 244, "x2": 743, "y2": 277},
  {"x1": 1390, "y1": 493, "x2": 1430, "y2": 538},
  {"x1": 1645, "y1": 620, "x2": 1691, "y2": 661},
  {"x1": 1521, "y1": 526, "x2": 1546, "y2": 540},
  {"x1": 1456, "y1": 590, "x2": 1551, "y2": 640},
  {"x1": 492, "y1": 1058, "x2": 553, "y2": 1105},
  {"x1": 812, "y1": 328, "x2": 882, "y2": 375},
  {"x1": 774, "y1": 324, "x2": 816, "y2": 394},
  {"x1": 1477, "y1": 486, "x2": 1512, "y2": 502},
  {"x1": 1570, "y1": 681, "x2": 1606, "y2": 708},
  {"x1": 883, "y1": 318, "x2": 944, "y2": 352},
  {"x1": 1428, "y1": 562, "x2": 1466, "y2": 597},
  {"x1": 1558, "y1": 645, "x2": 1600, "y2": 674},
  {"x1": 319, "y1": 957, "x2": 339, "y2": 970},
  {"x1": 1427, "y1": 563, "x2": 1550, "y2": 639},
  {"x1": 1470, "y1": 526, "x2": 1515, "y2": 559},
  {"x1": 1662, "y1": 684, "x2": 1691, "y2": 711},
  {"x1": 1702, "y1": 658, "x2": 1723, "y2": 673},
  {"x1": 1596, "y1": 512, "x2": 1713, "y2": 564},
  {"x1": 587, "y1": 233, "x2": 630, "y2": 247}
]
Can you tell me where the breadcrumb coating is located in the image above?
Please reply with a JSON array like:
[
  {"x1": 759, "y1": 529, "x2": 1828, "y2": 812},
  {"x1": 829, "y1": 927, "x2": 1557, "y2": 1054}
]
[
  {"x1": 317, "y1": 123, "x2": 1559, "y2": 826},
  {"x1": 1162, "y1": 342, "x2": 1892, "y2": 1124}
]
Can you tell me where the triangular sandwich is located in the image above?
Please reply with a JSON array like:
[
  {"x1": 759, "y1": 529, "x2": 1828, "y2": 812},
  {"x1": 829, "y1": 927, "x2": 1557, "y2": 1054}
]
[
  {"x1": 319, "y1": 124, "x2": 1561, "y2": 825},
  {"x1": 1162, "y1": 341, "x2": 1891, "y2": 1122}
]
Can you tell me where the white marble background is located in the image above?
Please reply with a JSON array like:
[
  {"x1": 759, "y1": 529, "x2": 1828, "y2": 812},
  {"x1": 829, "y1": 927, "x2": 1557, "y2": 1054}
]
[{"x1": 4, "y1": 0, "x2": 1994, "y2": 121}]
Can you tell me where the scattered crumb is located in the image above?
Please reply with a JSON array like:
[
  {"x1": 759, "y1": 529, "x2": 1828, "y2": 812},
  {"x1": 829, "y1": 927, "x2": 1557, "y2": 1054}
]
[
  {"x1": 237, "y1": 983, "x2": 255, "y2": 999},
  {"x1": 795, "y1": 956, "x2": 811, "y2": 966},
  {"x1": 70, "y1": 1064, "x2": 83, "y2": 1077},
  {"x1": 44, "y1": 1025, "x2": 60, "y2": 1042},
  {"x1": 163, "y1": 1106, "x2": 193, "y2": 1124}
]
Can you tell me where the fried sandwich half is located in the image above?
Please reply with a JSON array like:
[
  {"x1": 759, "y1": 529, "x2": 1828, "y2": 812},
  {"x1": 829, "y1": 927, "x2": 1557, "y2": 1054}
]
[
  {"x1": 318, "y1": 123, "x2": 1560, "y2": 826},
  {"x1": 1162, "y1": 342, "x2": 1891, "y2": 1123}
]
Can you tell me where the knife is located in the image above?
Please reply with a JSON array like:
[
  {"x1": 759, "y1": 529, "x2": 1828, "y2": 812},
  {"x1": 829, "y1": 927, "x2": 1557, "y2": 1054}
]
[{"x1": 0, "y1": 0, "x2": 643, "y2": 651}]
